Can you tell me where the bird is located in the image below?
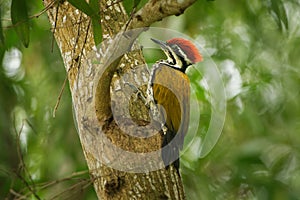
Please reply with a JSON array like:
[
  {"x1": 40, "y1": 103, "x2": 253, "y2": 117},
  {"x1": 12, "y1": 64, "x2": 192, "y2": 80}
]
[{"x1": 149, "y1": 38, "x2": 203, "y2": 172}]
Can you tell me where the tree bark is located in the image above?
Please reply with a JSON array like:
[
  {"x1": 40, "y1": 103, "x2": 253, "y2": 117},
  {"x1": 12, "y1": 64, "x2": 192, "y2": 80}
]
[{"x1": 44, "y1": 0, "x2": 196, "y2": 199}]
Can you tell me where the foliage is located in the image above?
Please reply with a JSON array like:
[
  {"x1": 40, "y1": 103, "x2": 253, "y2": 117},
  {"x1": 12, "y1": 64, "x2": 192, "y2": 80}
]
[
  {"x1": 178, "y1": 0, "x2": 300, "y2": 199},
  {"x1": 11, "y1": 0, "x2": 30, "y2": 47},
  {"x1": 1, "y1": 0, "x2": 300, "y2": 199}
]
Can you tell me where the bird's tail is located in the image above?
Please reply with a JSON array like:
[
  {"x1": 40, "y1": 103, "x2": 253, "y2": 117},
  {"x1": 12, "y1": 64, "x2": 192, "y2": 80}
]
[{"x1": 161, "y1": 129, "x2": 183, "y2": 174}]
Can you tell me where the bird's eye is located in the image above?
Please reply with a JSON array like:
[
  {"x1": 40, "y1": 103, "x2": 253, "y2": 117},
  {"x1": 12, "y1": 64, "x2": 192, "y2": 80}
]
[{"x1": 172, "y1": 45, "x2": 182, "y2": 54}]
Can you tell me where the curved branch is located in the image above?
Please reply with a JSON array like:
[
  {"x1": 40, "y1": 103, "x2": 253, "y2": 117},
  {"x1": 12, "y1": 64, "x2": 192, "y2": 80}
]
[{"x1": 130, "y1": 0, "x2": 197, "y2": 28}]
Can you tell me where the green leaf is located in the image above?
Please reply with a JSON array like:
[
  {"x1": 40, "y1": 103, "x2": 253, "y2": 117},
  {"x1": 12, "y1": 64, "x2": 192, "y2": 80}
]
[
  {"x1": 68, "y1": 0, "x2": 102, "y2": 45},
  {"x1": 122, "y1": 0, "x2": 133, "y2": 15},
  {"x1": 68, "y1": 0, "x2": 95, "y2": 17},
  {"x1": 270, "y1": 0, "x2": 288, "y2": 30},
  {"x1": 11, "y1": 0, "x2": 30, "y2": 47},
  {"x1": 0, "y1": 8, "x2": 5, "y2": 47},
  {"x1": 89, "y1": 0, "x2": 99, "y2": 14},
  {"x1": 123, "y1": 0, "x2": 148, "y2": 15},
  {"x1": 89, "y1": 0, "x2": 102, "y2": 45},
  {"x1": 133, "y1": 0, "x2": 142, "y2": 8},
  {"x1": 91, "y1": 17, "x2": 102, "y2": 45},
  {"x1": 135, "y1": 0, "x2": 148, "y2": 10}
]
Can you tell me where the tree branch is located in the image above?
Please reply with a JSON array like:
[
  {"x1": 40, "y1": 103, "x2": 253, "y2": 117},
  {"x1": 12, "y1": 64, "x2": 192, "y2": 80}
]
[{"x1": 130, "y1": 0, "x2": 197, "y2": 28}]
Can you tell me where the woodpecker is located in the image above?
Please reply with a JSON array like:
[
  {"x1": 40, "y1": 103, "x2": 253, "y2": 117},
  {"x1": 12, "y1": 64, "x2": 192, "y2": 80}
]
[{"x1": 149, "y1": 38, "x2": 202, "y2": 172}]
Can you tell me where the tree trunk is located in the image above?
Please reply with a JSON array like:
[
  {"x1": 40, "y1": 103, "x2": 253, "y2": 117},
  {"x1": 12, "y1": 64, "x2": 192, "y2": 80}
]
[{"x1": 44, "y1": 0, "x2": 196, "y2": 199}]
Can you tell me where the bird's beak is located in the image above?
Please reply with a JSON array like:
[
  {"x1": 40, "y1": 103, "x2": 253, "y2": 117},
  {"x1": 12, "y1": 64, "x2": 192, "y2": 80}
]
[{"x1": 151, "y1": 38, "x2": 168, "y2": 49}]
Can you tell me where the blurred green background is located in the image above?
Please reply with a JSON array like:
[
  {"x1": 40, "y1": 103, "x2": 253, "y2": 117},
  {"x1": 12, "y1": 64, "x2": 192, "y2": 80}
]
[{"x1": 1, "y1": 0, "x2": 300, "y2": 199}]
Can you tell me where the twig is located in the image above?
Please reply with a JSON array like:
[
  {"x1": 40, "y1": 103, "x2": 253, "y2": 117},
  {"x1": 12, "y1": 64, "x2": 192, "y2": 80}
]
[
  {"x1": 13, "y1": 118, "x2": 41, "y2": 200},
  {"x1": 9, "y1": 189, "x2": 27, "y2": 200},
  {"x1": 51, "y1": 3, "x2": 60, "y2": 52},
  {"x1": 36, "y1": 170, "x2": 90, "y2": 190},
  {"x1": 1, "y1": 0, "x2": 58, "y2": 30},
  {"x1": 48, "y1": 178, "x2": 92, "y2": 200},
  {"x1": 53, "y1": 73, "x2": 68, "y2": 118}
]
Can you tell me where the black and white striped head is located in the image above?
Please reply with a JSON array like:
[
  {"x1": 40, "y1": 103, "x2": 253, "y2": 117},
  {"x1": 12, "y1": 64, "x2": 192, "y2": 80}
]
[{"x1": 151, "y1": 38, "x2": 202, "y2": 72}]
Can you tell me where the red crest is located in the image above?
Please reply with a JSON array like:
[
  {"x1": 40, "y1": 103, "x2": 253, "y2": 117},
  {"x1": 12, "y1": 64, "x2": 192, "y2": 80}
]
[{"x1": 166, "y1": 38, "x2": 203, "y2": 63}]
